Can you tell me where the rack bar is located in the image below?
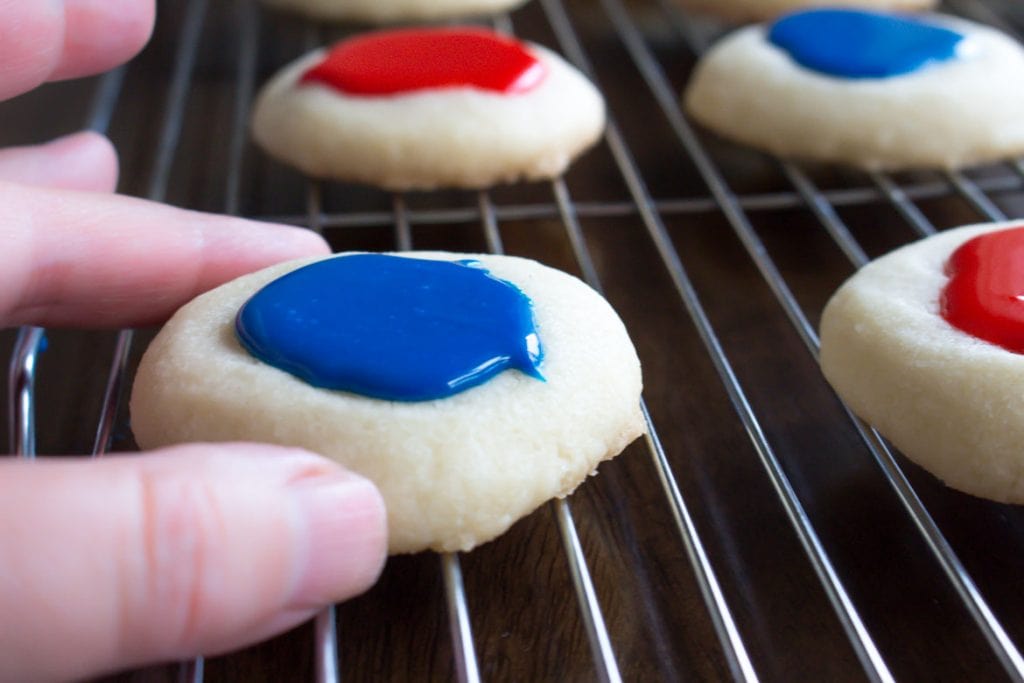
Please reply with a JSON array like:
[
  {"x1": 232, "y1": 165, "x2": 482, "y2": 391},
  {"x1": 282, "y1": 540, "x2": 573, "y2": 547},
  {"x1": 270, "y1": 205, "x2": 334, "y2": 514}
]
[
  {"x1": 441, "y1": 554, "x2": 482, "y2": 683},
  {"x1": 305, "y1": 174, "x2": 339, "y2": 683},
  {"x1": 176, "y1": 658, "x2": 203, "y2": 683},
  {"x1": 868, "y1": 172, "x2": 937, "y2": 238},
  {"x1": 7, "y1": 63, "x2": 130, "y2": 460},
  {"x1": 475, "y1": 180, "x2": 623, "y2": 682},
  {"x1": 393, "y1": 194, "x2": 413, "y2": 251},
  {"x1": 477, "y1": 191, "x2": 505, "y2": 254},
  {"x1": 93, "y1": 0, "x2": 209, "y2": 457},
  {"x1": 86, "y1": 67, "x2": 128, "y2": 135},
  {"x1": 946, "y1": 171, "x2": 1009, "y2": 222},
  {"x1": 251, "y1": 171, "x2": 1024, "y2": 231},
  {"x1": 225, "y1": 0, "x2": 261, "y2": 217},
  {"x1": 314, "y1": 607, "x2": 340, "y2": 683},
  {"x1": 781, "y1": 163, "x2": 869, "y2": 266},
  {"x1": 769, "y1": 161, "x2": 1024, "y2": 679},
  {"x1": 386, "y1": 192, "x2": 482, "y2": 682},
  {"x1": 553, "y1": 500, "x2": 624, "y2": 683},
  {"x1": 7, "y1": 326, "x2": 43, "y2": 458},
  {"x1": 556, "y1": 0, "x2": 895, "y2": 678},
  {"x1": 551, "y1": 178, "x2": 759, "y2": 682},
  {"x1": 627, "y1": 0, "x2": 1024, "y2": 677}
]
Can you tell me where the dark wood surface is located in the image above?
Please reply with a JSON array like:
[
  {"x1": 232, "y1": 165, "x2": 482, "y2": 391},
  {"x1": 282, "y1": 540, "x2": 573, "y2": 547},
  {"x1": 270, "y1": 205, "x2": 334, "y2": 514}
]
[{"x1": 3, "y1": 0, "x2": 1024, "y2": 680}]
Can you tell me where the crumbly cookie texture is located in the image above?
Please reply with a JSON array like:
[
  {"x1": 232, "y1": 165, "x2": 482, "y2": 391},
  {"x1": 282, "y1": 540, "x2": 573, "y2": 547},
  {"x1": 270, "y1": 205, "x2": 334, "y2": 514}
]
[
  {"x1": 250, "y1": 44, "x2": 605, "y2": 191},
  {"x1": 260, "y1": 0, "x2": 530, "y2": 23},
  {"x1": 131, "y1": 252, "x2": 645, "y2": 554},
  {"x1": 820, "y1": 222, "x2": 1024, "y2": 503},
  {"x1": 684, "y1": 15, "x2": 1024, "y2": 170},
  {"x1": 676, "y1": 0, "x2": 935, "y2": 22}
]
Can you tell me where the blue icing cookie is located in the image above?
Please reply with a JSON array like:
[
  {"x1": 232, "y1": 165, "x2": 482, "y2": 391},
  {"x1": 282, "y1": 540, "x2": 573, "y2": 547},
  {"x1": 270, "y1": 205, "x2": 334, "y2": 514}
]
[
  {"x1": 768, "y1": 9, "x2": 965, "y2": 79},
  {"x1": 235, "y1": 254, "x2": 544, "y2": 401}
]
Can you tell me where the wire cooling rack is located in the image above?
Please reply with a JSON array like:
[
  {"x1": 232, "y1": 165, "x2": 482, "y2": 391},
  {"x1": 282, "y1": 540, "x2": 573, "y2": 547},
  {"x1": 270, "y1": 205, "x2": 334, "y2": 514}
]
[{"x1": 5, "y1": 0, "x2": 1024, "y2": 680}]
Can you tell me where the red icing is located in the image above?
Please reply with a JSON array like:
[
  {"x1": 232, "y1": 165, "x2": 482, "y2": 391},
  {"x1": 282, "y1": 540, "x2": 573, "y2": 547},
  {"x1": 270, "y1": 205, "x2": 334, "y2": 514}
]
[
  {"x1": 942, "y1": 225, "x2": 1024, "y2": 352},
  {"x1": 300, "y1": 28, "x2": 547, "y2": 96}
]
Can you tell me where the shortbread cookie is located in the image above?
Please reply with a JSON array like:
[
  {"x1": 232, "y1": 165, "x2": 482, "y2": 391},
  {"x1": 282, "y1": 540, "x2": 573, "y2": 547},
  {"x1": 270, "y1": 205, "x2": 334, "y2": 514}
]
[
  {"x1": 684, "y1": 10, "x2": 1024, "y2": 170},
  {"x1": 676, "y1": 0, "x2": 934, "y2": 23},
  {"x1": 251, "y1": 28, "x2": 605, "y2": 190},
  {"x1": 130, "y1": 252, "x2": 645, "y2": 554},
  {"x1": 260, "y1": 0, "x2": 529, "y2": 23},
  {"x1": 820, "y1": 221, "x2": 1024, "y2": 504}
]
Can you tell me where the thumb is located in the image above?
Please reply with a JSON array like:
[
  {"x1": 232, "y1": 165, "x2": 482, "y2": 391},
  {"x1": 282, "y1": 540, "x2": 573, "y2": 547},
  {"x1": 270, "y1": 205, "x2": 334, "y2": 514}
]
[{"x1": 0, "y1": 443, "x2": 387, "y2": 682}]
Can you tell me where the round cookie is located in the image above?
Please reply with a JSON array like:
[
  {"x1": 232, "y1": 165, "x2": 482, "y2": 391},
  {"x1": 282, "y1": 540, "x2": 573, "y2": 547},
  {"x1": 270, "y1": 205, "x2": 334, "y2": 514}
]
[
  {"x1": 250, "y1": 28, "x2": 606, "y2": 191},
  {"x1": 260, "y1": 0, "x2": 529, "y2": 23},
  {"x1": 683, "y1": 11, "x2": 1024, "y2": 170},
  {"x1": 675, "y1": 0, "x2": 935, "y2": 23},
  {"x1": 820, "y1": 221, "x2": 1024, "y2": 504},
  {"x1": 130, "y1": 252, "x2": 645, "y2": 554}
]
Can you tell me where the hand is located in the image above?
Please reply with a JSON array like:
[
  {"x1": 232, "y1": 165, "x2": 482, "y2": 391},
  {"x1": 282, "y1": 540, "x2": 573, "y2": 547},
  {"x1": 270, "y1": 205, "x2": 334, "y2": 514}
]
[{"x1": 0, "y1": 3, "x2": 388, "y2": 681}]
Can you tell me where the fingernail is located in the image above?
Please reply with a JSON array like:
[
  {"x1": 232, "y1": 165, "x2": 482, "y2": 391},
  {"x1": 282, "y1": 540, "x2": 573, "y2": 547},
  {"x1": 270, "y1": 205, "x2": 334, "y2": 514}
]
[{"x1": 288, "y1": 472, "x2": 387, "y2": 608}]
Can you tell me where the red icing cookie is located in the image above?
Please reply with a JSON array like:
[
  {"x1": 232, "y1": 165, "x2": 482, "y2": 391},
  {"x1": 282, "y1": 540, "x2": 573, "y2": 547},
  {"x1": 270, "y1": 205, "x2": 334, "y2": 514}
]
[
  {"x1": 250, "y1": 26, "x2": 605, "y2": 190},
  {"x1": 301, "y1": 28, "x2": 547, "y2": 96},
  {"x1": 820, "y1": 221, "x2": 1024, "y2": 504},
  {"x1": 942, "y1": 225, "x2": 1024, "y2": 353}
]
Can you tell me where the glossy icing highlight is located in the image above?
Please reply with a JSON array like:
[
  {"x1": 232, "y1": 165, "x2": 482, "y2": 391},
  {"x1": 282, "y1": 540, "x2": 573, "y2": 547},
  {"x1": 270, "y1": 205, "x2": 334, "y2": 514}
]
[
  {"x1": 236, "y1": 254, "x2": 545, "y2": 401},
  {"x1": 942, "y1": 226, "x2": 1024, "y2": 353},
  {"x1": 300, "y1": 27, "x2": 547, "y2": 96},
  {"x1": 768, "y1": 9, "x2": 966, "y2": 79}
]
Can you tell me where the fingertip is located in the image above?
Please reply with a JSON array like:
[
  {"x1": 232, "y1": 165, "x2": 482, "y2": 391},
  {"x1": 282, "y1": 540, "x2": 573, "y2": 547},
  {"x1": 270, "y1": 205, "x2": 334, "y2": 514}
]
[
  {"x1": 0, "y1": 2, "x2": 64, "y2": 100},
  {"x1": 47, "y1": 131, "x2": 119, "y2": 191},
  {"x1": 54, "y1": 0, "x2": 156, "y2": 81},
  {"x1": 288, "y1": 469, "x2": 388, "y2": 608},
  {"x1": 248, "y1": 220, "x2": 333, "y2": 259},
  {"x1": 192, "y1": 216, "x2": 332, "y2": 290},
  {"x1": 69, "y1": 130, "x2": 119, "y2": 181},
  {"x1": 0, "y1": 131, "x2": 118, "y2": 192}
]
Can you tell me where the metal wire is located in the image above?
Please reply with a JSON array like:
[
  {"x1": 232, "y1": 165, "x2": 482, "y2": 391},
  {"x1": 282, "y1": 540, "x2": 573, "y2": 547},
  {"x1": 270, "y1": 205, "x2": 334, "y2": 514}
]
[
  {"x1": 250, "y1": 169, "x2": 1024, "y2": 230},
  {"x1": 7, "y1": 326, "x2": 42, "y2": 458},
  {"x1": 314, "y1": 607, "x2": 340, "y2": 683},
  {"x1": 305, "y1": 158, "x2": 338, "y2": 683},
  {"x1": 442, "y1": 553, "x2": 483, "y2": 683},
  {"x1": 552, "y1": 0, "x2": 894, "y2": 678},
  {"x1": 633, "y1": 0, "x2": 1024, "y2": 678},
  {"x1": 552, "y1": 176, "x2": 759, "y2": 682},
  {"x1": 93, "y1": 0, "x2": 209, "y2": 458},
  {"x1": 388, "y1": 191, "x2": 482, "y2": 683},
  {"x1": 6, "y1": 63, "x2": 130, "y2": 460},
  {"x1": 774, "y1": 162, "x2": 1024, "y2": 681},
  {"x1": 476, "y1": 177, "x2": 624, "y2": 683}
]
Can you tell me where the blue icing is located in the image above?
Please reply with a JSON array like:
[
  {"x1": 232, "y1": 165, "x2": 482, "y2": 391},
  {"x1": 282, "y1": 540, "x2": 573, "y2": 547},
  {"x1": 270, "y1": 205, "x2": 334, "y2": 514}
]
[
  {"x1": 235, "y1": 254, "x2": 545, "y2": 402},
  {"x1": 768, "y1": 9, "x2": 965, "y2": 79}
]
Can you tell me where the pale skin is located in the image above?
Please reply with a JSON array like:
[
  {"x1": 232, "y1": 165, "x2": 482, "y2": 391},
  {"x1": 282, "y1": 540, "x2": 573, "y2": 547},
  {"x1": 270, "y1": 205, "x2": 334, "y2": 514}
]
[{"x1": 0, "y1": 2, "x2": 388, "y2": 681}]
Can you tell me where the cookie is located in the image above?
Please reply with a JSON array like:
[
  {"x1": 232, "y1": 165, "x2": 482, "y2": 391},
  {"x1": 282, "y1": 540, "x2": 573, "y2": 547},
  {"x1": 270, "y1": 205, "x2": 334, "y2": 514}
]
[
  {"x1": 250, "y1": 27, "x2": 606, "y2": 190},
  {"x1": 130, "y1": 252, "x2": 645, "y2": 554},
  {"x1": 683, "y1": 9, "x2": 1024, "y2": 170},
  {"x1": 820, "y1": 221, "x2": 1024, "y2": 504},
  {"x1": 675, "y1": 0, "x2": 934, "y2": 23},
  {"x1": 260, "y1": 0, "x2": 529, "y2": 23}
]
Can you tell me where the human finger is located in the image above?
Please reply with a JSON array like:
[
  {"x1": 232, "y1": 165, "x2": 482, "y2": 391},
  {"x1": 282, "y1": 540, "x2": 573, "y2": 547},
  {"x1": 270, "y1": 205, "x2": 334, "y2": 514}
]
[
  {"x1": 0, "y1": 444, "x2": 387, "y2": 681},
  {"x1": 55, "y1": 0, "x2": 156, "y2": 81},
  {"x1": 0, "y1": 181, "x2": 330, "y2": 328},
  {"x1": 0, "y1": 131, "x2": 118, "y2": 192},
  {"x1": 0, "y1": 0, "x2": 155, "y2": 101}
]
